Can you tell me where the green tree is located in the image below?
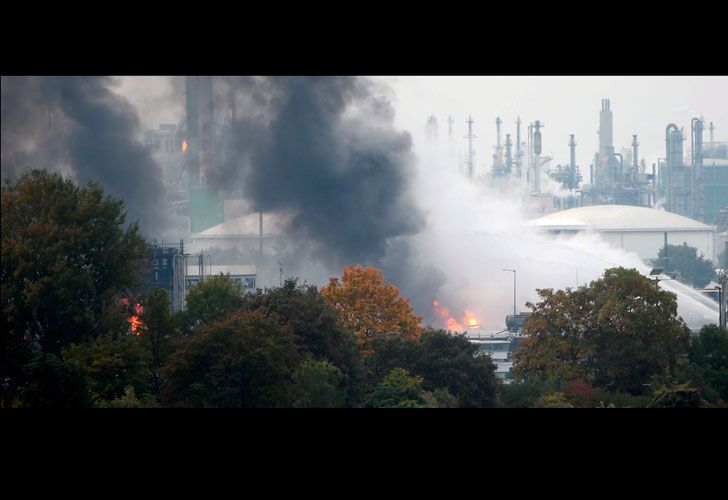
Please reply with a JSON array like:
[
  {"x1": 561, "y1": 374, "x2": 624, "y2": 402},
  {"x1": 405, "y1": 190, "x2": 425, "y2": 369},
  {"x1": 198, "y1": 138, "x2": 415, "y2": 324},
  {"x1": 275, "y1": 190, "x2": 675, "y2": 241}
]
[
  {"x1": 17, "y1": 352, "x2": 92, "y2": 408},
  {"x1": 365, "y1": 368, "x2": 430, "y2": 408},
  {"x1": 139, "y1": 288, "x2": 176, "y2": 394},
  {"x1": 514, "y1": 267, "x2": 691, "y2": 394},
  {"x1": 718, "y1": 245, "x2": 728, "y2": 270},
  {"x1": 291, "y1": 360, "x2": 346, "y2": 408},
  {"x1": 686, "y1": 325, "x2": 728, "y2": 401},
  {"x1": 656, "y1": 242, "x2": 716, "y2": 288},
  {"x1": 242, "y1": 279, "x2": 364, "y2": 406},
  {"x1": 367, "y1": 330, "x2": 498, "y2": 407},
  {"x1": 180, "y1": 274, "x2": 245, "y2": 332},
  {"x1": 647, "y1": 385, "x2": 710, "y2": 408},
  {"x1": 62, "y1": 333, "x2": 152, "y2": 405},
  {"x1": 421, "y1": 388, "x2": 459, "y2": 408},
  {"x1": 532, "y1": 392, "x2": 574, "y2": 408},
  {"x1": 96, "y1": 386, "x2": 159, "y2": 408},
  {"x1": 161, "y1": 310, "x2": 303, "y2": 407},
  {"x1": 1, "y1": 170, "x2": 148, "y2": 393}
]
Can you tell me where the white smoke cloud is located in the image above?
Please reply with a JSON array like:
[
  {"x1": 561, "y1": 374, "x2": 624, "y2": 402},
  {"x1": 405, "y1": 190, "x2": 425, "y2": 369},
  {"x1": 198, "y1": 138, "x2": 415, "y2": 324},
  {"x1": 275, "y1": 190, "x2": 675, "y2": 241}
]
[{"x1": 394, "y1": 138, "x2": 718, "y2": 332}]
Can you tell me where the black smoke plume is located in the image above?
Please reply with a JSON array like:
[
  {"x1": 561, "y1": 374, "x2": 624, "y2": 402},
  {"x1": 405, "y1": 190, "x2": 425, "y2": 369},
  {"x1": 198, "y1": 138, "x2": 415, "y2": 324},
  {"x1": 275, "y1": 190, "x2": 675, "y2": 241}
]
[
  {"x1": 1, "y1": 76, "x2": 166, "y2": 233},
  {"x1": 211, "y1": 76, "x2": 424, "y2": 268}
]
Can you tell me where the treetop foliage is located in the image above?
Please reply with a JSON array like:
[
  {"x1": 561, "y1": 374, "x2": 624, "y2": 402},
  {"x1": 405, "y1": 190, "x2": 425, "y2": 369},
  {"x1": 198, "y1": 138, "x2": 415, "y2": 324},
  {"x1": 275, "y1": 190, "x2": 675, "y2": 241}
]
[
  {"x1": 514, "y1": 267, "x2": 691, "y2": 394},
  {"x1": 321, "y1": 265, "x2": 423, "y2": 352},
  {"x1": 656, "y1": 242, "x2": 716, "y2": 288},
  {"x1": 1, "y1": 169, "x2": 148, "y2": 385}
]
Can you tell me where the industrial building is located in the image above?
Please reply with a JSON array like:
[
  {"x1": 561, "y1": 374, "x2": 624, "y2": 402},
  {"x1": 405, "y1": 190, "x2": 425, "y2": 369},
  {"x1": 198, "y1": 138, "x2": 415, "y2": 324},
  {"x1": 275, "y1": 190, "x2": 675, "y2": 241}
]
[
  {"x1": 145, "y1": 242, "x2": 188, "y2": 313},
  {"x1": 580, "y1": 99, "x2": 654, "y2": 208},
  {"x1": 658, "y1": 119, "x2": 728, "y2": 225},
  {"x1": 186, "y1": 265, "x2": 257, "y2": 292},
  {"x1": 530, "y1": 204, "x2": 716, "y2": 262},
  {"x1": 190, "y1": 211, "x2": 288, "y2": 255},
  {"x1": 444, "y1": 98, "x2": 726, "y2": 228},
  {"x1": 143, "y1": 241, "x2": 257, "y2": 313}
]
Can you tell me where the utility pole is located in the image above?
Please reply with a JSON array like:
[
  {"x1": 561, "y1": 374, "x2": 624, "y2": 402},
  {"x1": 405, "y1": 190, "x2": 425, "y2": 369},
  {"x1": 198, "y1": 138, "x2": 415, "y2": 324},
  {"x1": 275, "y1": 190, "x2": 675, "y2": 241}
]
[{"x1": 278, "y1": 261, "x2": 283, "y2": 287}]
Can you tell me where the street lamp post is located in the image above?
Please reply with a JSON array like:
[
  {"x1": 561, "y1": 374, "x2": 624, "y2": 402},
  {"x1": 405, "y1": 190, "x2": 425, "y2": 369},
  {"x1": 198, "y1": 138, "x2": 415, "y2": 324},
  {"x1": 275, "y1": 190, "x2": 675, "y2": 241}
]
[{"x1": 503, "y1": 269, "x2": 517, "y2": 316}]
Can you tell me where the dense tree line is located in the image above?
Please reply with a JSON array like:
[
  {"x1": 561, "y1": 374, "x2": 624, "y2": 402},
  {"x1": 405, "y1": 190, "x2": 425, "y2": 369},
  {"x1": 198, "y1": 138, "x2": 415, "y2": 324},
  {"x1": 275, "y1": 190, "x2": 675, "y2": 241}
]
[
  {"x1": 2, "y1": 170, "x2": 726, "y2": 408},
  {"x1": 506, "y1": 267, "x2": 727, "y2": 408}
]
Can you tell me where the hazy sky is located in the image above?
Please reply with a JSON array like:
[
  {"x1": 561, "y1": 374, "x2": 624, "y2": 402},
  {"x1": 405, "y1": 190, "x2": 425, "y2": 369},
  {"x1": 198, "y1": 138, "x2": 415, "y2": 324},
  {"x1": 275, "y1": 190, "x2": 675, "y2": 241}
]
[{"x1": 119, "y1": 75, "x2": 728, "y2": 180}]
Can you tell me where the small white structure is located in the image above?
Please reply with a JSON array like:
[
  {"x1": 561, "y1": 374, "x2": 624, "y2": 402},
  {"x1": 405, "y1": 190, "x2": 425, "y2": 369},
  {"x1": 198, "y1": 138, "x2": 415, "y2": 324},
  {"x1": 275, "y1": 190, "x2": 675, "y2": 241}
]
[{"x1": 530, "y1": 205, "x2": 716, "y2": 262}]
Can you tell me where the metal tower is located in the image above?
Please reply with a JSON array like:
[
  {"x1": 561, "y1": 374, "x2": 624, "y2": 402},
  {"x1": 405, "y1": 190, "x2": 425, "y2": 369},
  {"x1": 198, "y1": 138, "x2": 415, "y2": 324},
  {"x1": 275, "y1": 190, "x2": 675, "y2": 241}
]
[
  {"x1": 533, "y1": 120, "x2": 544, "y2": 193},
  {"x1": 494, "y1": 117, "x2": 503, "y2": 167},
  {"x1": 505, "y1": 134, "x2": 513, "y2": 174},
  {"x1": 692, "y1": 117, "x2": 705, "y2": 221},
  {"x1": 464, "y1": 116, "x2": 476, "y2": 179}
]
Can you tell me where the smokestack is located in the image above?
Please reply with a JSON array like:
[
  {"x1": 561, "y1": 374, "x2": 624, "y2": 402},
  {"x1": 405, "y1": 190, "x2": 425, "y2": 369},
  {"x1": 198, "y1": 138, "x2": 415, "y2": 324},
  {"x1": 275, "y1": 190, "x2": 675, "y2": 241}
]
[
  {"x1": 569, "y1": 134, "x2": 576, "y2": 169},
  {"x1": 515, "y1": 116, "x2": 522, "y2": 178},
  {"x1": 569, "y1": 134, "x2": 577, "y2": 189},
  {"x1": 505, "y1": 133, "x2": 512, "y2": 173},
  {"x1": 185, "y1": 76, "x2": 200, "y2": 188},
  {"x1": 632, "y1": 134, "x2": 639, "y2": 169},
  {"x1": 692, "y1": 117, "x2": 704, "y2": 220},
  {"x1": 465, "y1": 116, "x2": 476, "y2": 179},
  {"x1": 198, "y1": 76, "x2": 214, "y2": 126},
  {"x1": 533, "y1": 120, "x2": 543, "y2": 193},
  {"x1": 495, "y1": 117, "x2": 502, "y2": 167},
  {"x1": 599, "y1": 98, "x2": 613, "y2": 161}
]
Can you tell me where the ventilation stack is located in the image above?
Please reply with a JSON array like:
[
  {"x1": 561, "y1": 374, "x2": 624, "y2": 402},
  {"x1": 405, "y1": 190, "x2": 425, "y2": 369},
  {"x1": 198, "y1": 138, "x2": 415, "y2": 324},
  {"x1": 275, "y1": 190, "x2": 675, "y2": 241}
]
[
  {"x1": 569, "y1": 134, "x2": 577, "y2": 190},
  {"x1": 185, "y1": 76, "x2": 200, "y2": 189},
  {"x1": 505, "y1": 133, "x2": 513, "y2": 174},
  {"x1": 465, "y1": 116, "x2": 476, "y2": 179},
  {"x1": 599, "y1": 98, "x2": 613, "y2": 161},
  {"x1": 692, "y1": 117, "x2": 704, "y2": 221}
]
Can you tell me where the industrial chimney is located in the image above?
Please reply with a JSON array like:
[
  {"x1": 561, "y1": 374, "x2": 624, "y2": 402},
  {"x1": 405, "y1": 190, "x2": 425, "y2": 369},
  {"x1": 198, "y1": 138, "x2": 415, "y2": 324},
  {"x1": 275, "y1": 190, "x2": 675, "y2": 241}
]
[{"x1": 599, "y1": 98, "x2": 613, "y2": 161}]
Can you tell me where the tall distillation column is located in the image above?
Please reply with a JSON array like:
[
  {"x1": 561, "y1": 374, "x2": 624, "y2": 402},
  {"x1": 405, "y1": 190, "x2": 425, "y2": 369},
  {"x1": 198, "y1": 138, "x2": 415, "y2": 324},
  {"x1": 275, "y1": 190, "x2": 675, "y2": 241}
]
[
  {"x1": 185, "y1": 76, "x2": 200, "y2": 189},
  {"x1": 665, "y1": 123, "x2": 684, "y2": 213},
  {"x1": 505, "y1": 134, "x2": 513, "y2": 174},
  {"x1": 533, "y1": 120, "x2": 543, "y2": 193},
  {"x1": 569, "y1": 134, "x2": 577, "y2": 190},
  {"x1": 599, "y1": 98, "x2": 613, "y2": 161},
  {"x1": 515, "y1": 116, "x2": 522, "y2": 178},
  {"x1": 465, "y1": 116, "x2": 476, "y2": 179},
  {"x1": 692, "y1": 117, "x2": 704, "y2": 221}
]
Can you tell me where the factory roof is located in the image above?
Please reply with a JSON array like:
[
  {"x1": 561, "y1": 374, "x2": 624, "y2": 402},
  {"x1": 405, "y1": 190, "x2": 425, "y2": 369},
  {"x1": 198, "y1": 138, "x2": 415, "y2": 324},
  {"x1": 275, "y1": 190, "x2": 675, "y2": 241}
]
[
  {"x1": 530, "y1": 205, "x2": 715, "y2": 232},
  {"x1": 187, "y1": 265, "x2": 257, "y2": 277},
  {"x1": 193, "y1": 212, "x2": 291, "y2": 239}
]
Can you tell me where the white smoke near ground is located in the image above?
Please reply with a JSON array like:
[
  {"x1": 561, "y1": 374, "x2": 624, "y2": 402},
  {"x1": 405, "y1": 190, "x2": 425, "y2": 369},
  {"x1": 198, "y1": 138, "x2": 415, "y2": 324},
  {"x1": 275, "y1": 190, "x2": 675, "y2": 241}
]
[{"x1": 394, "y1": 138, "x2": 718, "y2": 332}]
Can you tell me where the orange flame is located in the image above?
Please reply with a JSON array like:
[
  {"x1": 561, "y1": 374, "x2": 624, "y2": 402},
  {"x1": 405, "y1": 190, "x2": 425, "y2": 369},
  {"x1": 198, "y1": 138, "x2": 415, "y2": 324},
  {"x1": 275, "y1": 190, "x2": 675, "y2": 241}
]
[
  {"x1": 182, "y1": 140, "x2": 188, "y2": 153},
  {"x1": 433, "y1": 300, "x2": 480, "y2": 331},
  {"x1": 464, "y1": 310, "x2": 480, "y2": 328},
  {"x1": 122, "y1": 297, "x2": 144, "y2": 335}
]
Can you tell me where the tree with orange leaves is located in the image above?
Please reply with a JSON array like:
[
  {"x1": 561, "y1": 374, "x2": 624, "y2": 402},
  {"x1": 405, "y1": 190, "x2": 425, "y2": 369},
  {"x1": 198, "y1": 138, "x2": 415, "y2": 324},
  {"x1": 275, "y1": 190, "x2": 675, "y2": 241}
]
[{"x1": 320, "y1": 265, "x2": 423, "y2": 353}]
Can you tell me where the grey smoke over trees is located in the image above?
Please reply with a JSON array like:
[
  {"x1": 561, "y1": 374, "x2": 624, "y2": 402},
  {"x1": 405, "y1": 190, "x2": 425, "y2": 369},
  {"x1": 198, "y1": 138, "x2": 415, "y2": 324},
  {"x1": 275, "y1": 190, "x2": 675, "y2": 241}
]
[
  {"x1": 1, "y1": 76, "x2": 167, "y2": 233},
  {"x1": 2, "y1": 75, "x2": 435, "y2": 316},
  {"x1": 213, "y1": 76, "x2": 425, "y2": 268}
]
